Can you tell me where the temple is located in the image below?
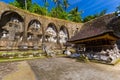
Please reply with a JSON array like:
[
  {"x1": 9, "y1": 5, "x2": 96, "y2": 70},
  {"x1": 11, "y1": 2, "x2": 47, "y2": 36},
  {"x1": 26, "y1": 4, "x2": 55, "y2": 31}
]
[
  {"x1": 0, "y1": 2, "x2": 82, "y2": 50},
  {"x1": 0, "y1": 2, "x2": 120, "y2": 63},
  {"x1": 68, "y1": 14, "x2": 120, "y2": 62}
]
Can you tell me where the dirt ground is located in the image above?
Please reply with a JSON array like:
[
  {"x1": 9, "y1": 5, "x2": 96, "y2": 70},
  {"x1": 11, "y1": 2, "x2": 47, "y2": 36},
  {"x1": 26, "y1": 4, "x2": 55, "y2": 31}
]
[{"x1": 0, "y1": 57, "x2": 120, "y2": 80}]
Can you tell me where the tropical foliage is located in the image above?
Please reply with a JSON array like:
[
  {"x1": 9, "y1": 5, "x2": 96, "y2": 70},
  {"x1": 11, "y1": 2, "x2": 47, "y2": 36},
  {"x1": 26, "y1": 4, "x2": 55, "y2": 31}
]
[
  {"x1": 29, "y1": 3, "x2": 48, "y2": 15},
  {"x1": 69, "y1": 7, "x2": 82, "y2": 22},
  {"x1": 115, "y1": 5, "x2": 120, "y2": 16},
  {"x1": 83, "y1": 9, "x2": 107, "y2": 22},
  {"x1": 10, "y1": 0, "x2": 32, "y2": 10},
  {"x1": 9, "y1": 0, "x2": 109, "y2": 23}
]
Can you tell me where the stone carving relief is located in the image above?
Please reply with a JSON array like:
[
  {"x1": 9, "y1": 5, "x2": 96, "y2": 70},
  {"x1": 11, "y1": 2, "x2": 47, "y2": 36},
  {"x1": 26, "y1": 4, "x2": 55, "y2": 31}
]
[
  {"x1": 45, "y1": 26, "x2": 57, "y2": 43},
  {"x1": 59, "y1": 30, "x2": 68, "y2": 43},
  {"x1": 27, "y1": 20, "x2": 41, "y2": 49},
  {"x1": 1, "y1": 17, "x2": 23, "y2": 41}
]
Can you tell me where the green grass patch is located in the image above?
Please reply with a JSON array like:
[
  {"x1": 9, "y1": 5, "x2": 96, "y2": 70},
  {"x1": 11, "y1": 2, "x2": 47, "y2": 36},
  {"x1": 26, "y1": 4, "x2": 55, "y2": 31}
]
[
  {"x1": 56, "y1": 54, "x2": 66, "y2": 57},
  {"x1": 0, "y1": 50, "x2": 43, "y2": 54},
  {"x1": 0, "y1": 50, "x2": 67, "y2": 62},
  {"x1": 111, "y1": 58, "x2": 120, "y2": 65},
  {"x1": 76, "y1": 55, "x2": 89, "y2": 63},
  {"x1": 0, "y1": 56, "x2": 46, "y2": 62},
  {"x1": 89, "y1": 58, "x2": 120, "y2": 65},
  {"x1": 90, "y1": 59, "x2": 111, "y2": 65}
]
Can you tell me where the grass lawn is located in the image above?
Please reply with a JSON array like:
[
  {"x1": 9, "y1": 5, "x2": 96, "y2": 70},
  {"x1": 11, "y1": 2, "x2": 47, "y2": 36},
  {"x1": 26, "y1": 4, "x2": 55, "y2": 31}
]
[
  {"x1": 0, "y1": 50, "x2": 43, "y2": 54},
  {"x1": 0, "y1": 56, "x2": 46, "y2": 62},
  {"x1": 0, "y1": 50, "x2": 45, "y2": 62},
  {"x1": 0, "y1": 50, "x2": 67, "y2": 62}
]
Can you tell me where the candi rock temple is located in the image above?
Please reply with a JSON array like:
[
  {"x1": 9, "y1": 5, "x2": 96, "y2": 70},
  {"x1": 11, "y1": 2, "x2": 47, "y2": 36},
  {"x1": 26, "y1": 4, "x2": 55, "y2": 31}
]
[
  {"x1": 0, "y1": 2, "x2": 120, "y2": 63},
  {"x1": 0, "y1": 2, "x2": 82, "y2": 50}
]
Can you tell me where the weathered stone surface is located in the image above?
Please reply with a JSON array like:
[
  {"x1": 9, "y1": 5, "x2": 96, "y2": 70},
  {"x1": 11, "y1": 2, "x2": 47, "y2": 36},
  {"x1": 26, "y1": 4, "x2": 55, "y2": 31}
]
[
  {"x1": 28, "y1": 57, "x2": 120, "y2": 80},
  {"x1": 0, "y1": 2, "x2": 82, "y2": 49},
  {"x1": 2, "y1": 61, "x2": 37, "y2": 80},
  {"x1": 0, "y1": 62, "x2": 18, "y2": 80}
]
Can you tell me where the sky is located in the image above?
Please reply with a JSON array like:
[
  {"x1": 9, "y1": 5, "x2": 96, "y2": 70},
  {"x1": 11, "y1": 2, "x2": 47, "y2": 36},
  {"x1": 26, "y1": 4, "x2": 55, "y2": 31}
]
[{"x1": 0, "y1": 0, "x2": 120, "y2": 18}]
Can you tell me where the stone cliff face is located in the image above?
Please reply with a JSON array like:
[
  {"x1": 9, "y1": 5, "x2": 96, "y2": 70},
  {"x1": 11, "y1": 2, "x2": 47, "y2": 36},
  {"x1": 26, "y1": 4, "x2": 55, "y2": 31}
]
[{"x1": 0, "y1": 2, "x2": 82, "y2": 50}]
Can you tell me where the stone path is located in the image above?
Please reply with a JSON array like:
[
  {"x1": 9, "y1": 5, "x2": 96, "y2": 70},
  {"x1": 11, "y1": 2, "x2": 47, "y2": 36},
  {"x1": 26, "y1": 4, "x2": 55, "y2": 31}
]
[
  {"x1": 0, "y1": 57, "x2": 120, "y2": 80},
  {"x1": 0, "y1": 62, "x2": 18, "y2": 80},
  {"x1": 1, "y1": 61, "x2": 37, "y2": 80},
  {"x1": 28, "y1": 57, "x2": 120, "y2": 80}
]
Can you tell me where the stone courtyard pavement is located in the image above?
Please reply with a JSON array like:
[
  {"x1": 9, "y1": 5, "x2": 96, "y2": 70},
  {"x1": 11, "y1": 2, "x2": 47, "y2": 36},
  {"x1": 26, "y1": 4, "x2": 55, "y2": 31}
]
[
  {"x1": 28, "y1": 57, "x2": 120, "y2": 80},
  {"x1": 0, "y1": 57, "x2": 120, "y2": 80}
]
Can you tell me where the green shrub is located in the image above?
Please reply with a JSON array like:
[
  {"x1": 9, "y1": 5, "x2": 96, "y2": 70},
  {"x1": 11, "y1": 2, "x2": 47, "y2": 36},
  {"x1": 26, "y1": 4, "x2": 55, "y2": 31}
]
[{"x1": 78, "y1": 54, "x2": 89, "y2": 62}]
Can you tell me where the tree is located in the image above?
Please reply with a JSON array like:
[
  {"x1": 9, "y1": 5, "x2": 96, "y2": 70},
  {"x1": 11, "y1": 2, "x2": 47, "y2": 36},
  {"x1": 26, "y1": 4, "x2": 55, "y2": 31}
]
[
  {"x1": 10, "y1": 0, "x2": 32, "y2": 10},
  {"x1": 69, "y1": 7, "x2": 82, "y2": 22},
  {"x1": 9, "y1": 0, "x2": 82, "y2": 22},
  {"x1": 116, "y1": 5, "x2": 120, "y2": 11},
  {"x1": 83, "y1": 15, "x2": 96, "y2": 22},
  {"x1": 115, "y1": 5, "x2": 120, "y2": 16},
  {"x1": 53, "y1": 0, "x2": 61, "y2": 7},
  {"x1": 42, "y1": 0, "x2": 49, "y2": 16},
  {"x1": 63, "y1": 0, "x2": 70, "y2": 11},
  {"x1": 50, "y1": 5, "x2": 63, "y2": 18},
  {"x1": 9, "y1": 0, "x2": 21, "y2": 8},
  {"x1": 99, "y1": 9, "x2": 107, "y2": 16},
  {"x1": 43, "y1": 0, "x2": 49, "y2": 8},
  {"x1": 59, "y1": 11, "x2": 69, "y2": 20},
  {"x1": 29, "y1": 3, "x2": 48, "y2": 16},
  {"x1": 83, "y1": 9, "x2": 107, "y2": 22},
  {"x1": 51, "y1": 0, "x2": 63, "y2": 17}
]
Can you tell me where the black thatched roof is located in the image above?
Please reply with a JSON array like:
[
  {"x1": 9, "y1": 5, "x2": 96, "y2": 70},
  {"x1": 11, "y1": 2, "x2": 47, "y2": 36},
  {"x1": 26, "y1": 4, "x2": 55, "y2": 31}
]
[{"x1": 68, "y1": 14, "x2": 120, "y2": 43}]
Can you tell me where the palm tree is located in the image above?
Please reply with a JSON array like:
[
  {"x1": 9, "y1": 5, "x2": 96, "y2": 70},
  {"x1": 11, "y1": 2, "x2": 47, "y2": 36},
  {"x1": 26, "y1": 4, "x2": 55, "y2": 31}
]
[
  {"x1": 83, "y1": 9, "x2": 107, "y2": 22},
  {"x1": 29, "y1": 3, "x2": 48, "y2": 16},
  {"x1": 63, "y1": 0, "x2": 70, "y2": 11},
  {"x1": 83, "y1": 15, "x2": 96, "y2": 22},
  {"x1": 69, "y1": 7, "x2": 82, "y2": 22},
  {"x1": 116, "y1": 5, "x2": 120, "y2": 11},
  {"x1": 50, "y1": 0, "x2": 62, "y2": 17},
  {"x1": 53, "y1": 0, "x2": 61, "y2": 7},
  {"x1": 42, "y1": 0, "x2": 49, "y2": 16},
  {"x1": 42, "y1": 0, "x2": 49, "y2": 8},
  {"x1": 115, "y1": 5, "x2": 120, "y2": 16},
  {"x1": 99, "y1": 9, "x2": 107, "y2": 16},
  {"x1": 10, "y1": 0, "x2": 32, "y2": 10}
]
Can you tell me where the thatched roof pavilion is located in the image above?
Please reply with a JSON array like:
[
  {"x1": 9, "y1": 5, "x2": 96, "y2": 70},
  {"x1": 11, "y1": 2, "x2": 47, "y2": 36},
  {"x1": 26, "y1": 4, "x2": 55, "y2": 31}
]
[
  {"x1": 69, "y1": 14, "x2": 120, "y2": 43},
  {"x1": 68, "y1": 13, "x2": 120, "y2": 52},
  {"x1": 68, "y1": 13, "x2": 120, "y2": 62}
]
